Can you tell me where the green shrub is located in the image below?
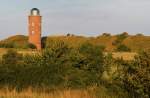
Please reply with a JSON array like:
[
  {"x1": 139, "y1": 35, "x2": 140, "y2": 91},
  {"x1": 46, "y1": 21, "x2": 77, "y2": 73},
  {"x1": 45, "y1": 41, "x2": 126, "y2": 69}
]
[
  {"x1": 119, "y1": 51, "x2": 150, "y2": 98},
  {"x1": 2, "y1": 49, "x2": 23, "y2": 65},
  {"x1": 27, "y1": 43, "x2": 36, "y2": 49},
  {"x1": 0, "y1": 42, "x2": 106, "y2": 90},
  {"x1": 116, "y1": 44, "x2": 131, "y2": 52},
  {"x1": 113, "y1": 32, "x2": 129, "y2": 46}
]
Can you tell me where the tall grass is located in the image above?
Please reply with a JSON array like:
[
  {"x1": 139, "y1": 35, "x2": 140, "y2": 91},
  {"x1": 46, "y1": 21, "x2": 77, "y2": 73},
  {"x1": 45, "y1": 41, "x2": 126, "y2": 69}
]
[{"x1": 0, "y1": 87, "x2": 123, "y2": 98}]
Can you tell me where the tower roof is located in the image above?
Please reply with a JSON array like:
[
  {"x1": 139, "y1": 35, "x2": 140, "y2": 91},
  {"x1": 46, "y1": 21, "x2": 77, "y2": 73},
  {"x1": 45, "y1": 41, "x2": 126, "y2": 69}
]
[{"x1": 31, "y1": 8, "x2": 40, "y2": 16}]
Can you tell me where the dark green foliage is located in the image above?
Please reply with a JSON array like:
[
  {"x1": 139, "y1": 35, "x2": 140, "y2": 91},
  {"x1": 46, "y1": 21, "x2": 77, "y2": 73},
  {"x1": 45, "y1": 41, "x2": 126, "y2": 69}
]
[
  {"x1": 0, "y1": 40, "x2": 149, "y2": 98},
  {"x1": 0, "y1": 42, "x2": 105, "y2": 90},
  {"x1": 27, "y1": 43, "x2": 36, "y2": 49},
  {"x1": 2, "y1": 49, "x2": 23, "y2": 65},
  {"x1": 119, "y1": 51, "x2": 150, "y2": 98},
  {"x1": 41, "y1": 36, "x2": 47, "y2": 48},
  {"x1": 78, "y1": 43, "x2": 104, "y2": 73},
  {"x1": 116, "y1": 44, "x2": 131, "y2": 52}
]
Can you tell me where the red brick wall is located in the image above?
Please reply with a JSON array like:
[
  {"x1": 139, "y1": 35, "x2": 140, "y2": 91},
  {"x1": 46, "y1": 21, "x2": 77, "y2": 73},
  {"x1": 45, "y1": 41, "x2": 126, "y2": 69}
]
[{"x1": 29, "y1": 16, "x2": 42, "y2": 50}]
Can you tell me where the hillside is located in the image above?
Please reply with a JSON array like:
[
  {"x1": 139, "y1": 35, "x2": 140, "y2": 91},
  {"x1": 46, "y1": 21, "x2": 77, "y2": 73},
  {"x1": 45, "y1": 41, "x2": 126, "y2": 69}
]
[
  {"x1": 44, "y1": 35, "x2": 150, "y2": 52},
  {"x1": 0, "y1": 34, "x2": 150, "y2": 52},
  {"x1": 0, "y1": 35, "x2": 28, "y2": 49}
]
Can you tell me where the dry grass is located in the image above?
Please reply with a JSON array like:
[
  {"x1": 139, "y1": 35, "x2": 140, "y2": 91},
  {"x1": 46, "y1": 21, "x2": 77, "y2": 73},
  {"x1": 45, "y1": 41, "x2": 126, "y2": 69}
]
[
  {"x1": 123, "y1": 36, "x2": 150, "y2": 52},
  {"x1": 112, "y1": 52, "x2": 137, "y2": 60},
  {"x1": 1, "y1": 35, "x2": 150, "y2": 52},
  {"x1": 0, "y1": 48, "x2": 7, "y2": 59},
  {"x1": 46, "y1": 35, "x2": 150, "y2": 52},
  {"x1": 0, "y1": 87, "x2": 120, "y2": 98},
  {"x1": 0, "y1": 90, "x2": 92, "y2": 98}
]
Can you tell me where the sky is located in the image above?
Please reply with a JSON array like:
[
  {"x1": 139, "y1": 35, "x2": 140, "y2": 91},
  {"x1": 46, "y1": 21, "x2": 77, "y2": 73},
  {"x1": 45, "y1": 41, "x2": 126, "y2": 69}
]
[{"x1": 0, "y1": 0, "x2": 150, "y2": 39}]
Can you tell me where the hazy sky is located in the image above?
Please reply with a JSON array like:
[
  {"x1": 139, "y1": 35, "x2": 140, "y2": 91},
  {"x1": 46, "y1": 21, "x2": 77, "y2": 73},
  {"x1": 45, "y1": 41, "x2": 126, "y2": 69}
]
[{"x1": 0, "y1": 0, "x2": 150, "y2": 39}]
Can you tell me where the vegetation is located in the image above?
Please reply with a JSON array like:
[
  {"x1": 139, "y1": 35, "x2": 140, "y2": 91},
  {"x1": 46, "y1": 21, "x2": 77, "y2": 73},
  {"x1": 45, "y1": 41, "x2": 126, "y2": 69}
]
[
  {"x1": 0, "y1": 33, "x2": 150, "y2": 52},
  {"x1": 119, "y1": 51, "x2": 150, "y2": 98},
  {"x1": 0, "y1": 33, "x2": 150, "y2": 97},
  {"x1": 116, "y1": 44, "x2": 131, "y2": 52},
  {"x1": 0, "y1": 88, "x2": 122, "y2": 98},
  {"x1": 112, "y1": 32, "x2": 129, "y2": 46},
  {"x1": 0, "y1": 42, "x2": 105, "y2": 89},
  {"x1": 0, "y1": 35, "x2": 31, "y2": 49},
  {"x1": 0, "y1": 40, "x2": 149, "y2": 97}
]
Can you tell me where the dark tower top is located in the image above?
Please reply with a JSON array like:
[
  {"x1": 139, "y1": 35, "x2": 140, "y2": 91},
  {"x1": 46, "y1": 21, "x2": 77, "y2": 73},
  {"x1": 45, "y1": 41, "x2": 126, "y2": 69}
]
[{"x1": 31, "y1": 8, "x2": 40, "y2": 16}]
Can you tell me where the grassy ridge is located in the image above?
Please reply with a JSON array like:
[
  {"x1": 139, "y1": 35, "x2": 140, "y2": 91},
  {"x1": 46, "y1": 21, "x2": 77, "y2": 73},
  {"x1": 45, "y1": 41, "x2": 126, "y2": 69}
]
[
  {"x1": 123, "y1": 36, "x2": 150, "y2": 51},
  {"x1": 0, "y1": 34, "x2": 150, "y2": 52}
]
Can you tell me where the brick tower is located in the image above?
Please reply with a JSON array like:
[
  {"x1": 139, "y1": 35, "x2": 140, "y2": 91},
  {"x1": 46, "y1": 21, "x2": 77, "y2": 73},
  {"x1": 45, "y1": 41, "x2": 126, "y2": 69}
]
[{"x1": 28, "y1": 8, "x2": 42, "y2": 50}]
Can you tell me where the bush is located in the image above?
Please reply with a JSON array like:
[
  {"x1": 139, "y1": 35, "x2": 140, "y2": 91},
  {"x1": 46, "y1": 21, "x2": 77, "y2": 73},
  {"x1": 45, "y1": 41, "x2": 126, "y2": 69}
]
[
  {"x1": 2, "y1": 49, "x2": 23, "y2": 65},
  {"x1": 102, "y1": 33, "x2": 111, "y2": 37},
  {"x1": 0, "y1": 42, "x2": 106, "y2": 90},
  {"x1": 113, "y1": 32, "x2": 129, "y2": 46},
  {"x1": 78, "y1": 43, "x2": 104, "y2": 73},
  {"x1": 27, "y1": 43, "x2": 36, "y2": 49},
  {"x1": 119, "y1": 51, "x2": 150, "y2": 98},
  {"x1": 116, "y1": 44, "x2": 131, "y2": 52}
]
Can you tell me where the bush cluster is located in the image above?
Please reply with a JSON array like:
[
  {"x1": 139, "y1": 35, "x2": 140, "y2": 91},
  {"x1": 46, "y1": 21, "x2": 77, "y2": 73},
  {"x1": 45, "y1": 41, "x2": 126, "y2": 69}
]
[
  {"x1": 119, "y1": 51, "x2": 150, "y2": 98},
  {"x1": 0, "y1": 41, "x2": 149, "y2": 98},
  {"x1": 0, "y1": 42, "x2": 104, "y2": 90}
]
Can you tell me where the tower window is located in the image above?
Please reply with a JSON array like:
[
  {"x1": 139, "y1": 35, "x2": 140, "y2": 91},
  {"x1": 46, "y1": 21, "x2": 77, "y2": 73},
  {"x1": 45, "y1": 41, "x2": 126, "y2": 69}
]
[
  {"x1": 31, "y1": 31, "x2": 35, "y2": 35},
  {"x1": 32, "y1": 23, "x2": 35, "y2": 26}
]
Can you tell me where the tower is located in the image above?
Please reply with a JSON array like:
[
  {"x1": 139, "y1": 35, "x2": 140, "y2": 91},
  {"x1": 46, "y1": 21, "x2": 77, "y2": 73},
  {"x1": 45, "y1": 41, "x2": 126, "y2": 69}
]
[{"x1": 28, "y1": 8, "x2": 42, "y2": 50}]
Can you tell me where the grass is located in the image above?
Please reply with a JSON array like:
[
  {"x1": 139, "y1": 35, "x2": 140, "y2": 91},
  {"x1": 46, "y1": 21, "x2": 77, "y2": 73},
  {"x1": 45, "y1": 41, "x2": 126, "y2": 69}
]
[
  {"x1": 45, "y1": 35, "x2": 150, "y2": 52},
  {"x1": 1, "y1": 35, "x2": 150, "y2": 52},
  {"x1": 0, "y1": 89, "x2": 93, "y2": 98},
  {"x1": 0, "y1": 86, "x2": 126, "y2": 98},
  {"x1": 112, "y1": 52, "x2": 137, "y2": 60},
  {"x1": 123, "y1": 36, "x2": 150, "y2": 52}
]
